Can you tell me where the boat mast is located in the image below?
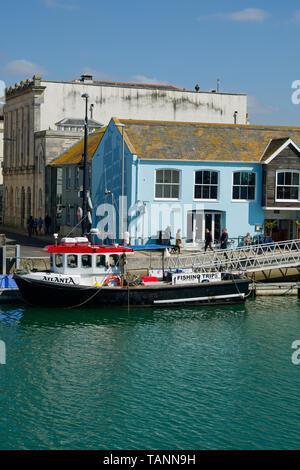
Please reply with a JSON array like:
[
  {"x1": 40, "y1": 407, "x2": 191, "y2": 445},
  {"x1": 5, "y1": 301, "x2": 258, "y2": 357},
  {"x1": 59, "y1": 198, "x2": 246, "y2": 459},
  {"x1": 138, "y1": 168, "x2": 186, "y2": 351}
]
[{"x1": 81, "y1": 93, "x2": 89, "y2": 236}]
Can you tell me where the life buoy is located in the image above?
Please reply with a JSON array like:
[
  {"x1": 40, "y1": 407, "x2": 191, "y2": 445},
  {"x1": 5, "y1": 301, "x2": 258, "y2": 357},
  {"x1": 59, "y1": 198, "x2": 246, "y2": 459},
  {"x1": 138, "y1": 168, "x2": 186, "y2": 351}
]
[{"x1": 104, "y1": 275, "x2": 121, "y2": 286}]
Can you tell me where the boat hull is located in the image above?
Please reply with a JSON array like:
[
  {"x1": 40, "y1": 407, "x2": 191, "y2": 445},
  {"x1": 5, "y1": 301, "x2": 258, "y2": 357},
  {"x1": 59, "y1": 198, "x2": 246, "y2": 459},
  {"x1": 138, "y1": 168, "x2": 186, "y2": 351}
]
[{"x1": 13, "y1": 274, "x2": 250, "y2": 308}]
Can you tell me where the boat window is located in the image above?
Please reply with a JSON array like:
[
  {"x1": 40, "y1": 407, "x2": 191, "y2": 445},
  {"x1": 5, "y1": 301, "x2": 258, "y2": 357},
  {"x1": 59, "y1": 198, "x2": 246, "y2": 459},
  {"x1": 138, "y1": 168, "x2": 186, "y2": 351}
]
[
  {"x1": 55, "y1": 254, "x2": 63, "y2": 268},
  {"x1": 96, "y1": 255, "x2": 106, "y2": 268},
  {"x1": 109, "y1": 254, "x2": 119, "y2": 267},
  {"x1": 67, "y1": 254, "x2": 78, "y2": 268},
  {"x1": 50, "y1": 255, "x2": 54, "y2": 269},
  {"x1": 81, "y1": 254, "x2": 92, "y2": 268}
]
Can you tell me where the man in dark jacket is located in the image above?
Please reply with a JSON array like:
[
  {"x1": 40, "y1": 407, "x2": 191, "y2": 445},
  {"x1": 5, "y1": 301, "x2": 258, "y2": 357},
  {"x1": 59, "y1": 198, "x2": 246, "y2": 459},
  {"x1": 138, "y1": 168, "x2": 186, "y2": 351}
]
[
  {"x1": 220, "y1": 228, "x2": 229, "y2": 259},
  {"x1": 204, "y1": 228, "x2": 214, "y2": 252}
]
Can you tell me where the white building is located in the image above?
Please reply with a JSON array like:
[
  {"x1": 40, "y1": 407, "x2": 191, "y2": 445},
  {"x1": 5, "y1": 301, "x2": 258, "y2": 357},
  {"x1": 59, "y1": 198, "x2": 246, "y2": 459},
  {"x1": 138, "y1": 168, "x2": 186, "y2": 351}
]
[{"x1": 3, "y1": 74, "x2": 248, "y2": 230}]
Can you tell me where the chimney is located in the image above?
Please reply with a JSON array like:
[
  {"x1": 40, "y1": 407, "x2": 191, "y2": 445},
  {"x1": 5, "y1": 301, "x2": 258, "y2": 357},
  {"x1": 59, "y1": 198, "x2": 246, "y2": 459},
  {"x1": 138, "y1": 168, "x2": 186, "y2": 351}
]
[{"x1": 80, "y1": 74, "x2": 93, "y2": 83}]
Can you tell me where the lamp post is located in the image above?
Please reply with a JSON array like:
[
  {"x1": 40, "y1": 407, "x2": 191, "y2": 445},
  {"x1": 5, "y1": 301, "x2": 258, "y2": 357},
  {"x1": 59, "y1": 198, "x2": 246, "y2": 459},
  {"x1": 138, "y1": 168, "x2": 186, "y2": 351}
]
[
  {"x1": 81, "y1": 93, "x2": 89, "y2": 236},
  {"x1": 116, "y1": 122, "x2": 125, "y2": 243}
]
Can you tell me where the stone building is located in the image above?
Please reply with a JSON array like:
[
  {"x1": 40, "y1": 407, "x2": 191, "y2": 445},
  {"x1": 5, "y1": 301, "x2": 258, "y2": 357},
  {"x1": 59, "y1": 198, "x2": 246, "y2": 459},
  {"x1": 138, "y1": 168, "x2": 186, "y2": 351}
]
[{"x1": 2, "y1": 74, "x2": 248, "y2": 231}]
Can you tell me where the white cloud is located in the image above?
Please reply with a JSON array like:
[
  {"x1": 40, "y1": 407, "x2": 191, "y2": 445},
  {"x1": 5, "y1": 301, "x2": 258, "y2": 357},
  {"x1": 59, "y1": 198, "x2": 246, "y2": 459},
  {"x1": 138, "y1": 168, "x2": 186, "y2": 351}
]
[
  {"x1": 45, "y1": 0, "x2": 78, "y2": 10},
  {"x1": 198, "y1": 8, "x2": 269, "y2": 22},
  {"x1": 248, "y1": 96, "x2": 279, "y2": 115},
  {"x1": 5, "y1": 60, "x2": 48, "y2": 77},
  {"x1": 290, "y1": 10, "x2": 300, "y2": 23}
]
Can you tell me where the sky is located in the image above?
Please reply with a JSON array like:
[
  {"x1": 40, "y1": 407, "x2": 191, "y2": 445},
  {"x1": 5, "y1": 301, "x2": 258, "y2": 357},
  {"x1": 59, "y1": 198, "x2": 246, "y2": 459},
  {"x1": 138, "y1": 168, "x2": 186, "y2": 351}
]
[{"x1": 1, "y1": 0, "x2": 300, "y2": 126}]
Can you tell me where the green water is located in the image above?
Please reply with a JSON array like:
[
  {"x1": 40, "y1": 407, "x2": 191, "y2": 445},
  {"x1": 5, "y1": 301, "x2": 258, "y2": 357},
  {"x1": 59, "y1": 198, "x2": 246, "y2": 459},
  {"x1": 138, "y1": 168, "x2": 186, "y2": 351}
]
[{"x1": 1, "y1": 297, "x2": 300, "y2": 450}]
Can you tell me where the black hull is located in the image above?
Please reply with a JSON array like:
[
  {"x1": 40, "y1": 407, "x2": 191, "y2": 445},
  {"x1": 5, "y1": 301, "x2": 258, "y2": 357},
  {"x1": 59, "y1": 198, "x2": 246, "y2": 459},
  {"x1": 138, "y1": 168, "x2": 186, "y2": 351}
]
[{"x1": 13, "y1": 274, "x2": 250, "y2": 308}]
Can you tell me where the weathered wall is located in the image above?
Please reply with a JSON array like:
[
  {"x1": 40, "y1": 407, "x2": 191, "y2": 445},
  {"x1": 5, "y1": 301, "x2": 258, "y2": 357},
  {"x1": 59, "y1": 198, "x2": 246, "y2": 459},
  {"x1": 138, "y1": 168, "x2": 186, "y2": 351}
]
[{"x1": 40, "y1": 81, "x2": 248, "y2": 129}]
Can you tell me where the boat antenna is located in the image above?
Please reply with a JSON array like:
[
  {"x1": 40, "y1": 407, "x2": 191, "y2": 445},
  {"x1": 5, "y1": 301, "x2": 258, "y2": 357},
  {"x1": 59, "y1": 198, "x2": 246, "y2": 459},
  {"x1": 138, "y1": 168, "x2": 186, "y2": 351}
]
[{"x1": 81, "y1": 93, "x2": 89, "y2": 236}]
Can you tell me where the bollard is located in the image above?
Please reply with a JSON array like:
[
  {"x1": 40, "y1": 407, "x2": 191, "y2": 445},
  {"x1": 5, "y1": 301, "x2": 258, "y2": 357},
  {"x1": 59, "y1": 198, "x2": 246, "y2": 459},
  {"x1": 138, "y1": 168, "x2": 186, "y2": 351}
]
[
  {"x1": 15, "y1": 245, "x2": 20, "y2": 270},
  {"x1": 0, "y1": 246, "x2": 6, "y2": 275}
]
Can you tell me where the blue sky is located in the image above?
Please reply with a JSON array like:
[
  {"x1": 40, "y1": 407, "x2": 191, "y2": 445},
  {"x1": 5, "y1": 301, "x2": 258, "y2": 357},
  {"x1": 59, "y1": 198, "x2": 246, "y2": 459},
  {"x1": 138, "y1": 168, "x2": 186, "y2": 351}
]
[{"x1": 1, "y1": 0, "x2": 300, "y2": 125}]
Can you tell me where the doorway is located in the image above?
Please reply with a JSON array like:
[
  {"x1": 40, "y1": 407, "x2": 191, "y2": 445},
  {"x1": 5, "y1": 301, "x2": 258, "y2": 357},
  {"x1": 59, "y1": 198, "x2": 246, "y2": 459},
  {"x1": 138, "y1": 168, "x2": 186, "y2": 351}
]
[{"x1": 187, "y1": 210, "x2": 222, "y2": 244}]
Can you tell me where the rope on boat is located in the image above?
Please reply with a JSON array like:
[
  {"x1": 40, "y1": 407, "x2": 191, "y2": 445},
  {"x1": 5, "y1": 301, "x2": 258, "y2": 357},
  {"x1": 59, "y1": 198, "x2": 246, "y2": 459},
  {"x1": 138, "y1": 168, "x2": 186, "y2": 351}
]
[{"x1": 66, "y1": 285, "x2": 105, "y2": 309}]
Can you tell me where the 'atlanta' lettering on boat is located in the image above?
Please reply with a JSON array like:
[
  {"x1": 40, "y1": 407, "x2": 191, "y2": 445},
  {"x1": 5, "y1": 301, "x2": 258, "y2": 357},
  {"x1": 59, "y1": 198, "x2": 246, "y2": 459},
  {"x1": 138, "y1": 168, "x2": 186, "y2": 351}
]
[{"x1": 42, "y1": 276, "x2": 75, "y2": 284}]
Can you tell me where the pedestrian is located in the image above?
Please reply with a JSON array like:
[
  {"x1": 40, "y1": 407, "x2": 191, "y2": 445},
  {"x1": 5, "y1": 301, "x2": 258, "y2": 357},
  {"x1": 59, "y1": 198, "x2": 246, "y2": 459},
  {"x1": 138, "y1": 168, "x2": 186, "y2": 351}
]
[
  {"x1": 244, "y1": 232, "x2": 253, "y2": 246},
  {"x1": 33, "y1": 218, "x2": 38, "y2": 236},
  {"x1": 45, "y1": 214, "x2": 51, "y2": 235},
  {"x1": 38, "y1": 216, "x2": 43, "y2": 235},
  {"x1": 123, "y1": 230, "x2": 130, "y2": 246},
  {"x1": 27, "y1": 216, "x2": 34, "y2": 237},
  {"x1": 176, "y1": 228, "x2": 183, "y2": 248},
  {"x1": 220, "y1": 228, "x2": 228, "y2": 249},
  {"x1": 220, "y1": 228, "x2": 229, "y2": 259},
  {"x1": 204, "y1": 228, "x2": 214, "y2": 252},
  {"x1": 164, "y1": 225, "x2": 172, "y2": 246}
]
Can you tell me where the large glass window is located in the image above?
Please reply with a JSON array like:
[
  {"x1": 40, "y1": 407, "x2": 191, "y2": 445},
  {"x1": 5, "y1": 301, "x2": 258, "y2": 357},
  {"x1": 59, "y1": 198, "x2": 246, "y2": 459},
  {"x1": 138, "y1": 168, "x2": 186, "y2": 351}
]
[
  {"x1": 81, "y1": 255, "x2": 92, "y2": 268},
  {"x1": 276, "y1": 170, "x2": 300, "y2": 201},
  {"x1": 232, "y1": 172, "x2": 256, "y2": 200},
  {"x1": 155, "y1": 169, "x2": 180, "y2": 199},
  {"x1": 96, "y1": 255, "x2": 106, "y2": 268},
  {"x1": 194, "y1": 171, "x2": 218, "y2": 199},
  {"x1": 55, "y1": 254, "x2": 63, "y2": 268},
  {"x1": 109, "y1": 254, "x2": 119, "y2": 267},
  {"x1": 67, "y1": 254, "x2": 78, "y2": 268}
]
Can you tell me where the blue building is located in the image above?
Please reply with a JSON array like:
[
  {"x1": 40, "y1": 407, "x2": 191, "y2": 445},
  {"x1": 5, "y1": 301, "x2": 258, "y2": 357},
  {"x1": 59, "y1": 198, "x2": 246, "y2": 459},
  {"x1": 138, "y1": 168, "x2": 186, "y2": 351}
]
[{"x1": 92, "y1": 118, "x2": 300, "y2": 246}]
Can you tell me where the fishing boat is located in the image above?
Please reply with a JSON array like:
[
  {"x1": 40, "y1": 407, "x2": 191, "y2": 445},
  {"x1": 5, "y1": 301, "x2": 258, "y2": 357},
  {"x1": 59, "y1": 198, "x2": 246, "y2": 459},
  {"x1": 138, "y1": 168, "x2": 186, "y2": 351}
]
[{"x1": 13, "y1": 236, "x2": 250, "y2": 308}]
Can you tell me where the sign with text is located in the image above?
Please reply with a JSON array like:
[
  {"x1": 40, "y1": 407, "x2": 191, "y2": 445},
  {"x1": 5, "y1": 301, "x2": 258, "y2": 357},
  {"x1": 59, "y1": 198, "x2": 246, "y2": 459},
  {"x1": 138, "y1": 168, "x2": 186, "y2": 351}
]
[{"x1": 172, "y1": 272, "x2": 221, "y2": 285}]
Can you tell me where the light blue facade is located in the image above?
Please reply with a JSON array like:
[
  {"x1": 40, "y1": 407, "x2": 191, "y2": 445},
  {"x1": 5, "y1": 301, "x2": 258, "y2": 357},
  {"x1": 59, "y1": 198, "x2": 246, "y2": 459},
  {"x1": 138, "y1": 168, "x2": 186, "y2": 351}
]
[{"x1": 92, "y1": 119, "x2": 265, "y2": 245}]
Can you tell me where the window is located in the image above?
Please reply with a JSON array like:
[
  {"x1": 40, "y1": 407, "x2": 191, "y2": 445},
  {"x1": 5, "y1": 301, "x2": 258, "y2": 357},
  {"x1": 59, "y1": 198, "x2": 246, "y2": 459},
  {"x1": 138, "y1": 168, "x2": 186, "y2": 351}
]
[
  {"x1": 38, "y1": 189, "x2": 42, "y2": 209},
  {"x1": 194, "y1": 171, "x2": 218, "y2": 200},
  {"x1": 109, "y1": 254, "x2": 119, "y2": 267},
  {"x1": 67, "y1": 254, "x2": 78, "y2": 268},
  {"x1": 96, "y1": 255, "x2": 106, "y2": 268},
  {"x1": 155, "y1": 169, "x2": 180, "y2": 199},
  {"x1": 81, "y1": 255, "x2": 92, "y2": 268},
  {"x1": 276, "y1": 170, "x2": 300, "y2": 201},
  {"x1": 74, "y1": 167, "x2": 80, "y2": 189},
  {"x1": 15, "y1": 188, "x2": 19, "y2": 208},
  {"x1": 232, "y1": 172, "x2": 256, "y2": 200},
  {"x1": 66, "y1": 204, "x2": 71, "y2": 225},
  {"x1": 66, "y1": 168, "x2": 71, "y2": 189},
  {"x1": 55, "y1": 254, "x2": 63, "y2": 268}
]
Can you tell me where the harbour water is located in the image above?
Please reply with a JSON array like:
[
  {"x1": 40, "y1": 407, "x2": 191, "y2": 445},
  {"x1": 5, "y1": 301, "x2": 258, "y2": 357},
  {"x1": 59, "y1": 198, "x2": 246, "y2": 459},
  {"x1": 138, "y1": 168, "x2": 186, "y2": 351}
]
[{"x1": 1, "y1": 297, "x2": 300, "y2": 450}]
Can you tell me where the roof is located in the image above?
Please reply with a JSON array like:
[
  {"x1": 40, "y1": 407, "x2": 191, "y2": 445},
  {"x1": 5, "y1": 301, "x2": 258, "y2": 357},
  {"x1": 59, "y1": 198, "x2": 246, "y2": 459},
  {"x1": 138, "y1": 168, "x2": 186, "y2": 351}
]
[
  {"x1": 113, "y1": 119, "x2": 300, "y2": 163},
  {"x1": 55, "y1": 118, "x2": 103, "y2": 128},
  {"x1": 50, "y1": 127, "x2": 106, "y2": 166},
  {"x1": 260, "y1": 138, "x2": 300, "y2": 163},
  {"x1": 72, "y1": 79, "x2": 181, "y2": 91},
  {"x1": 44, "y1": 244, "x2": 133, "y2": 254}
]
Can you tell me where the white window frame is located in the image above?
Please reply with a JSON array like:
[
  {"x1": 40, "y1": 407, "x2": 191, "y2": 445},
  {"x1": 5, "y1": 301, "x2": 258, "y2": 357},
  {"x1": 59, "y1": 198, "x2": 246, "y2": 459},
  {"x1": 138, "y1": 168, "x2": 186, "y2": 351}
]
[
  {"x1": 232, "y1": 171, "x2": 257, "y2": 202},
  {"x1": 66, "y1": 167, "x2": 71, "y2": 190},
  {"x1": 194, "y1": 170, "x2": 219, "y2": 201},
  {"x1": 154, "y1": 168, "x2": 181, "y2": 200},
  {"x1": 275, "y1": 169, "x2": 300, "y2": 203}
]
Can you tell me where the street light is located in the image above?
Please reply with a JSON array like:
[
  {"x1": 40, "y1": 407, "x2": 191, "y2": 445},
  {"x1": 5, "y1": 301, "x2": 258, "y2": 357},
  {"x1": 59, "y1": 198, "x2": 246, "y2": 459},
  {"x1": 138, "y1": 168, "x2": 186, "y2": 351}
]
[
  {"x1": 116, "y1": 122, "x2": 125, "y2": 243},
  {"x1": 81, "y1": 93, "x2": 89, "y2": 236}
]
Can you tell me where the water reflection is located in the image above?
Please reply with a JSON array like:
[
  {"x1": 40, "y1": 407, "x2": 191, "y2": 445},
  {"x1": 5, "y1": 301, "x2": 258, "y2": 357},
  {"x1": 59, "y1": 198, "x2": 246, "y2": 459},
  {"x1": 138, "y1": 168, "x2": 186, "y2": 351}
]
[{"x1": 0, "y1": 300, "x2": 248, "y2": 328}]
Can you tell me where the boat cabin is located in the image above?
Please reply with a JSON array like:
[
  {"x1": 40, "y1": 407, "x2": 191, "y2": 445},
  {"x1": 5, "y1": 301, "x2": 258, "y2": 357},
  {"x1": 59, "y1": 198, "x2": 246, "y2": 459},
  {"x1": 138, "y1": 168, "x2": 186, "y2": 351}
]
[{"x1": 44, "y1": 237, "x2": 133, "y2": 278}]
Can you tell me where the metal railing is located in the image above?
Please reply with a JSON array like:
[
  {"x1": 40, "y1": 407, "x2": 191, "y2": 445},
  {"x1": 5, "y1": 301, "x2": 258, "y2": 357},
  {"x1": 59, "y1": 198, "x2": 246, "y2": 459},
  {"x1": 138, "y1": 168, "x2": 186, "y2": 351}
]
[{"x1": 165, "y1": 239, "x2": 300, "y2": 273}]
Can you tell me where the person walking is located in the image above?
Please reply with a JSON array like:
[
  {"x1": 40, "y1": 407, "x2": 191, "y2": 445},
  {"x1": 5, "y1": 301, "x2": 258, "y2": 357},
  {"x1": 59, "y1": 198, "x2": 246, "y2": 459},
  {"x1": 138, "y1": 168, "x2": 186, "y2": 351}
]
[
  {"x1": 33, "y1": 218, "x2": 38, "y2": 236},
  {"x1": 27, "y1": 216, "x2": 34, "y2": 237},
  {"x1": 45, "y1": 214, "x2": 51, "y2": 235},
  {"x1": 123, "y1": 230, "x2": 130, "y2": 246},
  {"x1": 220, "y1": 228, "x2": 229, "y2": 259},
  {"x1": 38, "y1": 216, "x2": 43, "y2": 235},
  {"x1": 204, "y1": 228, "x2": 214, "y2": 252}
]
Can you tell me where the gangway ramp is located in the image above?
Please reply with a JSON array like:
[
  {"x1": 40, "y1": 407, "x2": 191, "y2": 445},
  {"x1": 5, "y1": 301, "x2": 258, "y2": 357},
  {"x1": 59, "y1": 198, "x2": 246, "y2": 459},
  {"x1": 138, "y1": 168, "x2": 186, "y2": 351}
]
[{"x1": 165, "y1": 239, "x2": 300, "y2": 277}]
